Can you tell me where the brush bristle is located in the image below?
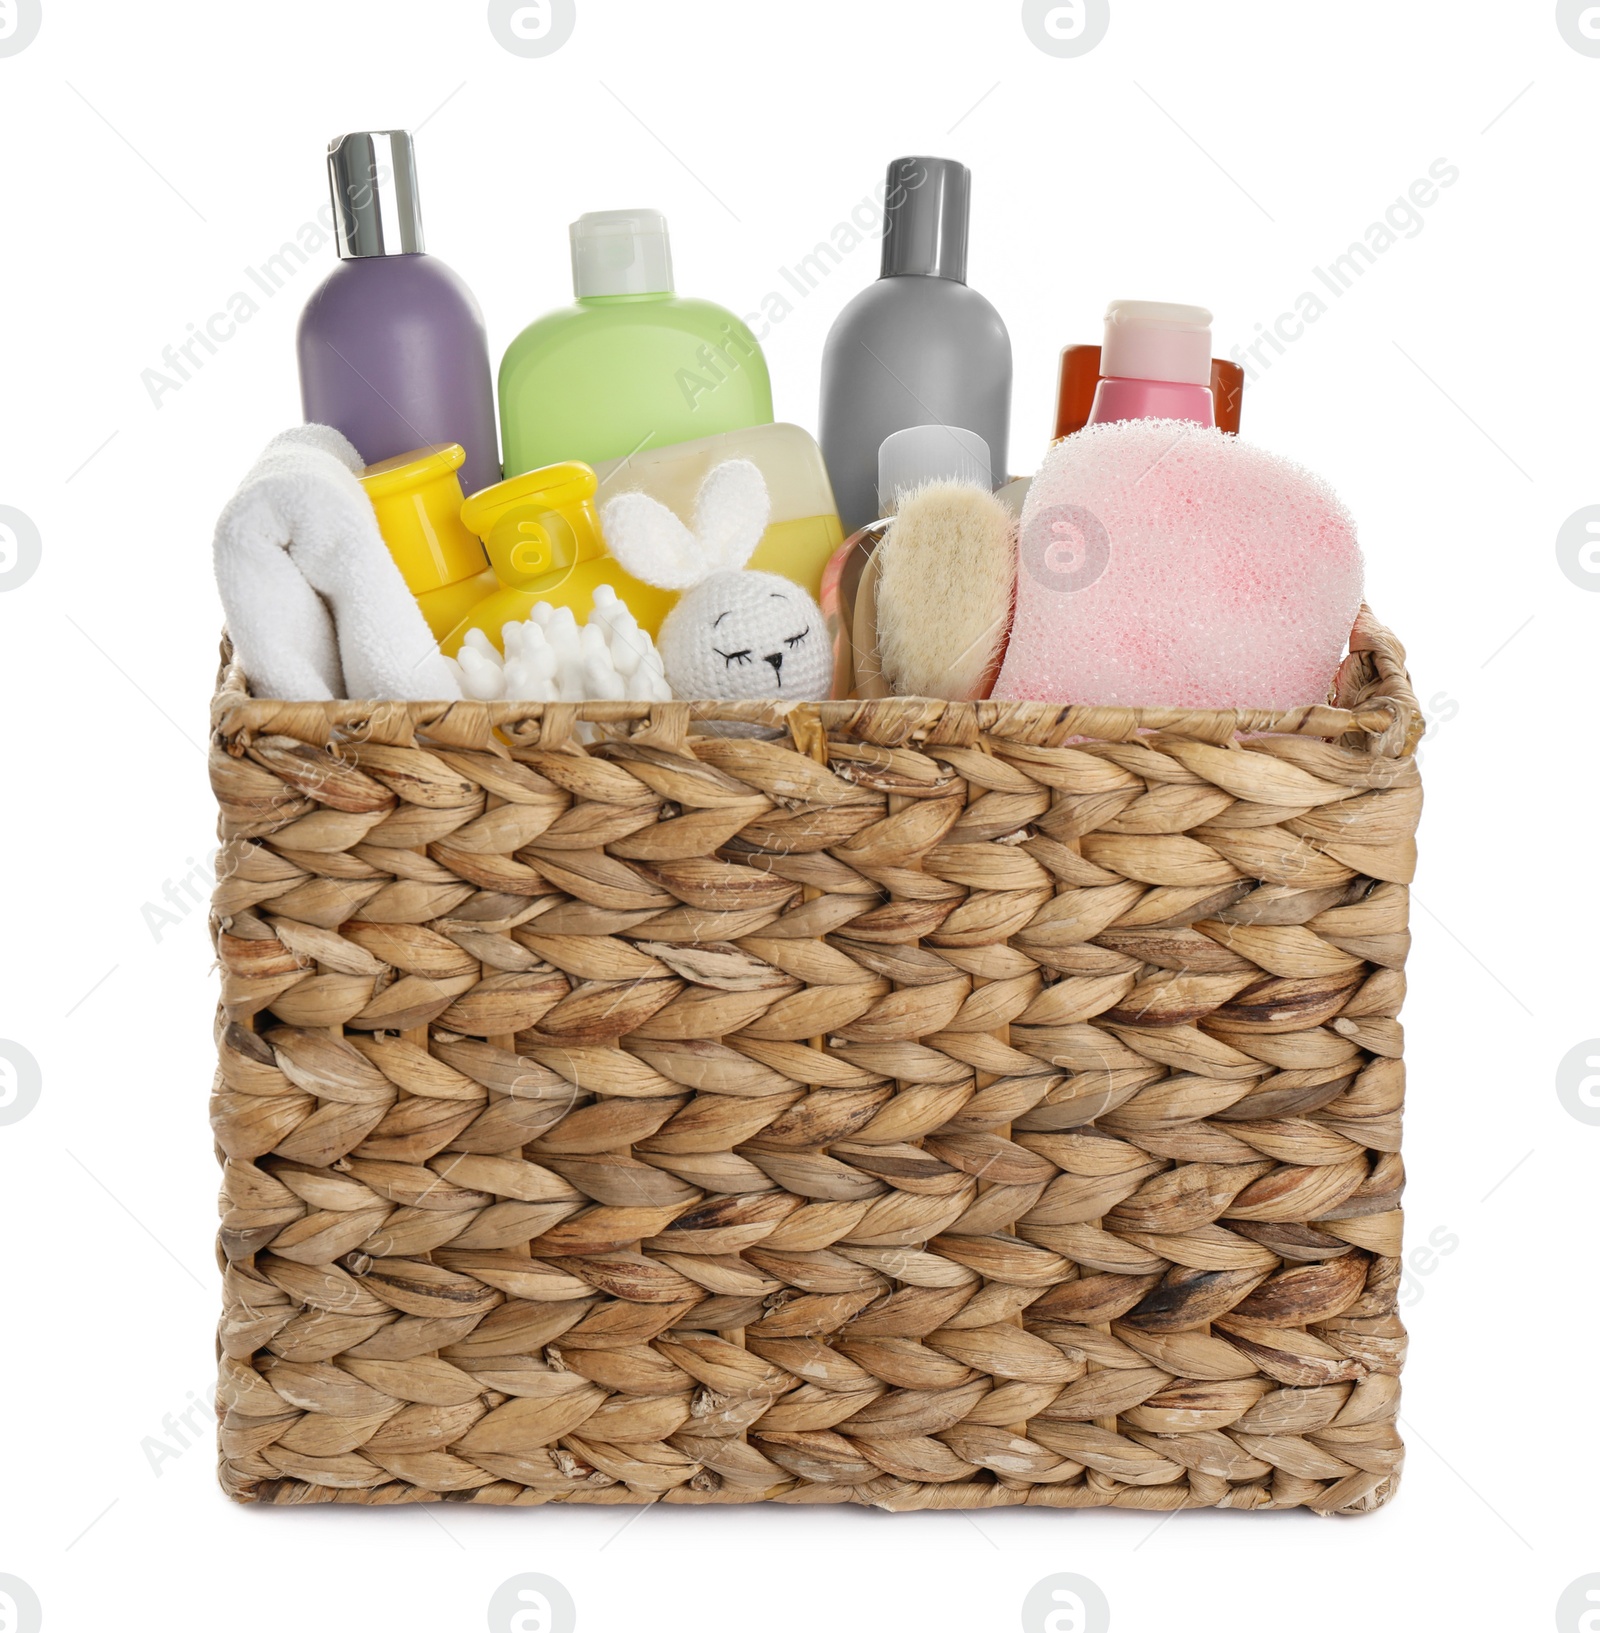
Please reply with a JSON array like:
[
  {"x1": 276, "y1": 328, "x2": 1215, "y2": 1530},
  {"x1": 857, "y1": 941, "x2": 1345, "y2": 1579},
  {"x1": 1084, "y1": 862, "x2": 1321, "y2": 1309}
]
[{"x1": 876, "y1": 480, "x2": 1016, "y2": 700}]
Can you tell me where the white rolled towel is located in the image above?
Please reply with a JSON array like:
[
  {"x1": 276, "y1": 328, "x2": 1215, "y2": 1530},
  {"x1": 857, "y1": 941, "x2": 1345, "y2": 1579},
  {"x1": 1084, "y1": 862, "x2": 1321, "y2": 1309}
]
[{"x1": 213, "y1": 425, "x2": 460, "y2": 701}]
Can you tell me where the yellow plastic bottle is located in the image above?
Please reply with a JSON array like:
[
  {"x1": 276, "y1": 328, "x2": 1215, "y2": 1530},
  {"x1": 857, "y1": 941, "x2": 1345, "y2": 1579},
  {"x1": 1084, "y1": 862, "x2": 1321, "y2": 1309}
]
[
  {"x1": 591, "y1": 422, "x2": 843, "y2": 603},
  {"x1": 451, "y1": 462, "x2": 675, "y2": 653},
  {"x1": 358, "y1": 445, "x2": 499, "y2": 642}
]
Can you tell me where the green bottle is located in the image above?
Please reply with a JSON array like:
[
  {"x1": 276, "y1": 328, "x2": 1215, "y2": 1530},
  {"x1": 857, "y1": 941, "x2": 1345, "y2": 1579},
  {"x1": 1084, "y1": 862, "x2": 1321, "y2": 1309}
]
[{"x1": 499, "y1": 209, "x2": 774, "y2": 478}]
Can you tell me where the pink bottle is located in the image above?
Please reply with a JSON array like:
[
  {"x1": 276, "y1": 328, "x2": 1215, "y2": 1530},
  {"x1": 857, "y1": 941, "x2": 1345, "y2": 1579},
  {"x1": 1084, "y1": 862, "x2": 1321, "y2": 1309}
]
[
  {"x1": 1086, "y1": 301, "x2": 1216, "y2": 429},
  {"x1": 992, "y1": 299, "x2": 1364, "y2": 710}
]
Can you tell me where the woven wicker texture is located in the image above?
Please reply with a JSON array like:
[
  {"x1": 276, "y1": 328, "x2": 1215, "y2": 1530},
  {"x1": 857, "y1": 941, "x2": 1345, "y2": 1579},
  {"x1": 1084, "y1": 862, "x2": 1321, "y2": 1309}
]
[{"x1": 210, "y1": 607, "x2": 1421, "y2": 1516}]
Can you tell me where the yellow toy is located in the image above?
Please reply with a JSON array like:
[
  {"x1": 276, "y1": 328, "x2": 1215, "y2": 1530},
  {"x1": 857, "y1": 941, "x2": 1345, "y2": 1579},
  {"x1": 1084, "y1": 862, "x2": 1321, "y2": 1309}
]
[
  {"x1": 357, "y1": 445, "x2": 498, "y2": 644},
  {"x1": 360, "y1": 448, "x2": 674, "y2": 657},
  {"x1": 454, "y1": 463, "x2": 673, "y2": 651}
]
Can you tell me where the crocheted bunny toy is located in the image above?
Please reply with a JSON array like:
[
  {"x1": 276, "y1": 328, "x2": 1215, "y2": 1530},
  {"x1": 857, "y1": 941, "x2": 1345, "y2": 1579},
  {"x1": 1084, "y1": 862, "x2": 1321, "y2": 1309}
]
[{"x1": 602, "y1": 459, "x2": 832, "y2": 704}]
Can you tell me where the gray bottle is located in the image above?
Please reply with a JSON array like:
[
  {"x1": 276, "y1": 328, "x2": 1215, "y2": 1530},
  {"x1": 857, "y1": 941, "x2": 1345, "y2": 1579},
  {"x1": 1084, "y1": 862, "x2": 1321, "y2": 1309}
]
[{"x1": 819, "y1": 156, "x2": 1012, "y2": 533}]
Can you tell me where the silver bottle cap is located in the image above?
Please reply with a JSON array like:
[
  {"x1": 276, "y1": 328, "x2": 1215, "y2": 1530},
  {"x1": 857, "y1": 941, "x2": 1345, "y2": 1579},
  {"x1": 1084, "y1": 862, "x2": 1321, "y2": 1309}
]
[
  {"x1": 880, "y1": 156, "x2": 970, "y2": 283},
  {"x1": 327, "y1": 131, "x2": 424, "y2": 259}
]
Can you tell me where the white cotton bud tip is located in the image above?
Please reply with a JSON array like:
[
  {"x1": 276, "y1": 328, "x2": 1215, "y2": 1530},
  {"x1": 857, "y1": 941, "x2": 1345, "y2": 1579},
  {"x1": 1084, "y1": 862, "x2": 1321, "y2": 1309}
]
[
  {"x1": 583, "y1": 653, "x2": 626, "y2": 701},
  {"x1": 504, "y1": 658, "x2": 554, "y2": 701},
  {"x1": 621, "y1": 627, "x2": 658, "y2": 678},
  {"x1": 463, "y1": 588, "x2": 666, "y2": 704},
  {"x1": 458, "y1": 646, "x2": 506, "y2": 701}
]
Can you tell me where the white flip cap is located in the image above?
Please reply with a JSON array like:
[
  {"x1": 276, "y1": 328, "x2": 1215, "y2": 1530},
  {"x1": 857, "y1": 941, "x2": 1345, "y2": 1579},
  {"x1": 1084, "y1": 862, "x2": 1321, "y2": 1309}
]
[
  {"x1": 571, "y1": 209, "x2": 674, "y2": 297},
  {"x1": 1101, "y1": 300, "x2": 1214, "y2": 386},
  {"x1": 877, "y1": 424, "x2": 993, "y2": 514}
]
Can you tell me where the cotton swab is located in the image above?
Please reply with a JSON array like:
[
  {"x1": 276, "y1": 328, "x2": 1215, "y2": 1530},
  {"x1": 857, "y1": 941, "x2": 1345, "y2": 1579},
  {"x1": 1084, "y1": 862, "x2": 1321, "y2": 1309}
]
[{"x1": 454, "y1": 588, "x2": 673, "y2": 703}]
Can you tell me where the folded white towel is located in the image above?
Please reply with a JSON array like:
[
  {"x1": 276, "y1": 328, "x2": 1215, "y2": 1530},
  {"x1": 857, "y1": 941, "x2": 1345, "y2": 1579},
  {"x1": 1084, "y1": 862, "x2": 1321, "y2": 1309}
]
[{"x1": 213, "y1": 426, "x2": 461, "y2": 702}]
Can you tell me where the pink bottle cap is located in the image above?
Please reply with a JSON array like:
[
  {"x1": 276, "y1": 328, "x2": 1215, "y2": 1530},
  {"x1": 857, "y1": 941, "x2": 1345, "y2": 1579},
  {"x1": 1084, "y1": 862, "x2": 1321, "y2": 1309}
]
[{"x1": 1100, "y1": 300, "x2": 1213, "y2": 386}]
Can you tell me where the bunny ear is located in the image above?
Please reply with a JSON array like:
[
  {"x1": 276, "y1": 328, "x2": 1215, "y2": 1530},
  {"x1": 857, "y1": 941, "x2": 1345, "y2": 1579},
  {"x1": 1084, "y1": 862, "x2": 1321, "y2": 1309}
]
[
  {"x1": 601, "y1": 491, "x2": 707, "y2": 590},
  {"x1": 693, "y1": 459, "x2": 771, "y2": 574},
  {"x1": 602, "y1": 460, "x2": 771, "y2": 588}
]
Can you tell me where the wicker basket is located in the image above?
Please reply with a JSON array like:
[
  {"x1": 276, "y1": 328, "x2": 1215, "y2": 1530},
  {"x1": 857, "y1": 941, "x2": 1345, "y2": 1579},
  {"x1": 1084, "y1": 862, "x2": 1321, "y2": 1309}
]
[{"x1": 209, "y1": 606, "x2": 1421, "y2": 1516}]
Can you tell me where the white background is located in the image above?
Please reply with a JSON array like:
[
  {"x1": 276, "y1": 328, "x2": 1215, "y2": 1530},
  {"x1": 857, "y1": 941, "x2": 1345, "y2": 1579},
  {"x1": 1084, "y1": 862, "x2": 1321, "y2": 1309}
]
[{"x1": 1, "y1": 2, "x2": 1596, "y2": 1629}]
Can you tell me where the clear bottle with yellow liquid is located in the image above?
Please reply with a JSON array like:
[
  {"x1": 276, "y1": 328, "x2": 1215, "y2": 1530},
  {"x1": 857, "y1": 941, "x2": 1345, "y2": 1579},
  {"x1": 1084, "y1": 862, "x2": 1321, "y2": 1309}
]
[{"x1": 591, "y1": 422, "x2": 843, "y2": 604}]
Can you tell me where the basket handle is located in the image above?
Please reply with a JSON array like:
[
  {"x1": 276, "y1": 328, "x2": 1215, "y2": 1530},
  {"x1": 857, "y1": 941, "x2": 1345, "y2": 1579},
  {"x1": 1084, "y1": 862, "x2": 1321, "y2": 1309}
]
[{"x1": 1336, "y1": 605, "x2": 1424, "y2": 759}]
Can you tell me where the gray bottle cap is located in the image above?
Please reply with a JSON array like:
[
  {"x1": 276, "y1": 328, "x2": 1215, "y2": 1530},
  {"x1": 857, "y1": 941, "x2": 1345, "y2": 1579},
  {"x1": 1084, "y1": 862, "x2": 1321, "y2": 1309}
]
[
  {"x1": 880, "y1": 156, "x2": 970, "y2": 282},
  {"x1": 328, "y1": 131, "x2": 424, "y2": 259}
]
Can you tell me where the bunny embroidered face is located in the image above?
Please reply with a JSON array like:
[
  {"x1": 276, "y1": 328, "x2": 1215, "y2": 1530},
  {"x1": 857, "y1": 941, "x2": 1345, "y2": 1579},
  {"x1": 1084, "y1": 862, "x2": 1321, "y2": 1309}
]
[
  {"x1": 658, "y1": 571, "x2": 831, "y2": 701},
  {"x1": 601, "y1": 458, "x2": 832, "y2": 705}
]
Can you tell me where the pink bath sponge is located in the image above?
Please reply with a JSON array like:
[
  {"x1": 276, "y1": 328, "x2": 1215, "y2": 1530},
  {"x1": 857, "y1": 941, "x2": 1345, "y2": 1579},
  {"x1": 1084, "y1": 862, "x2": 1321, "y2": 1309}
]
[{"x1": 992, "y1": 421, "x2": 1364, "y2": 709}]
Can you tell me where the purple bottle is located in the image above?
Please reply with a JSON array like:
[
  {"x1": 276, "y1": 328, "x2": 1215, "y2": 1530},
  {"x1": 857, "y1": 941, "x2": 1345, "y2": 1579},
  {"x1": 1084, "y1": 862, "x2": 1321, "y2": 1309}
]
[{"x1": 298, "y1": 131, "x2": 501, "y2": 496}]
